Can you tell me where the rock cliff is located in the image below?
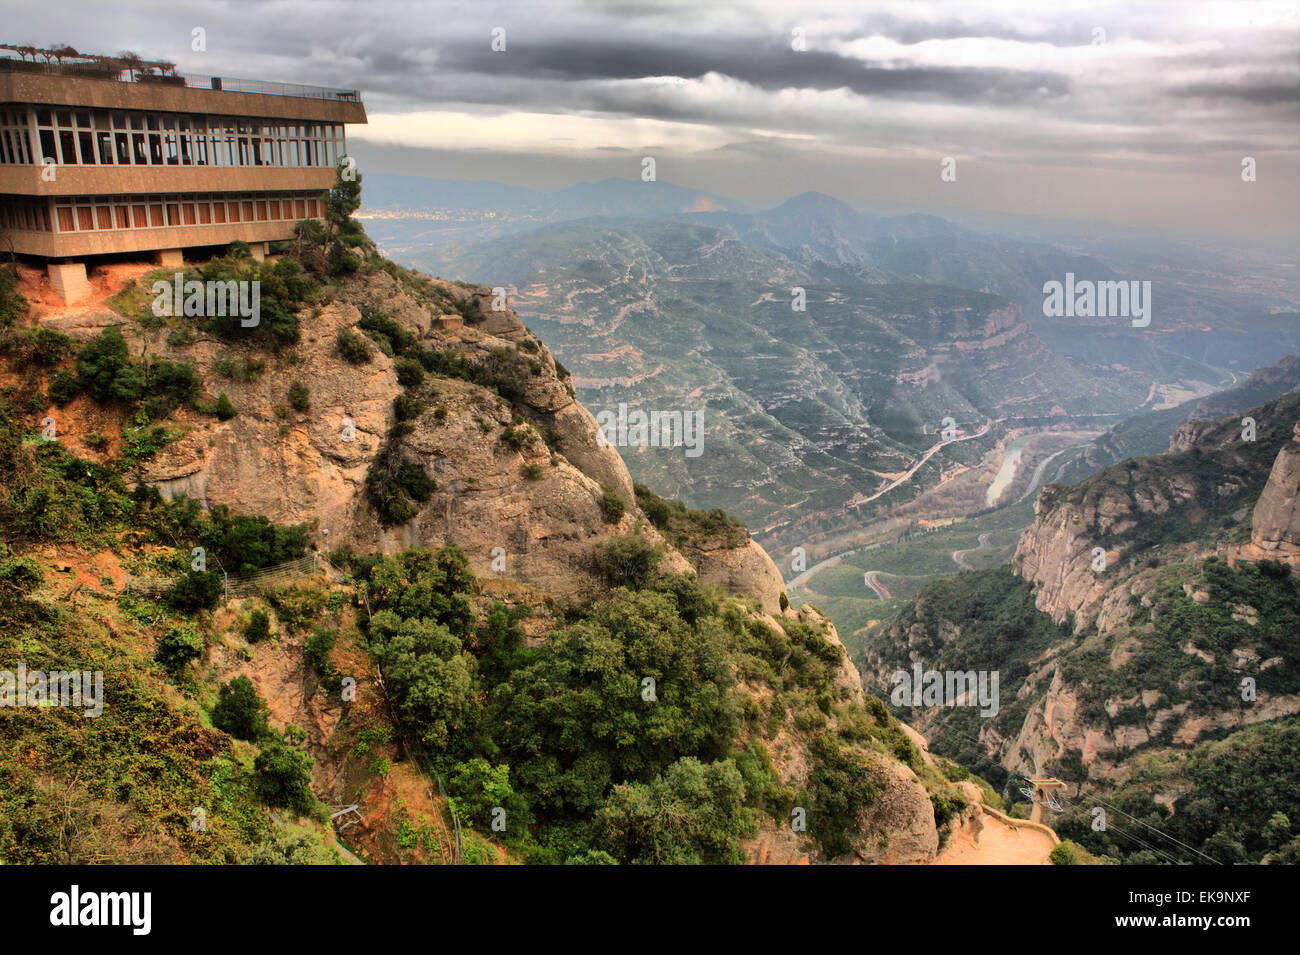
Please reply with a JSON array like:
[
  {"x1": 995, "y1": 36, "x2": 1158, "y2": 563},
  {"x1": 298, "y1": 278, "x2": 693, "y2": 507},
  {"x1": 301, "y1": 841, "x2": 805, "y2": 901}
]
[
  {"x1": 19, "y1": 255, "x2": 946, "y2": 865},
  {"x1": 118, "y1": 267, "x2": 787, "y2": 607},
  {"x1": 1014, "y1": 392, "x2": 1300, "y2": 630}
]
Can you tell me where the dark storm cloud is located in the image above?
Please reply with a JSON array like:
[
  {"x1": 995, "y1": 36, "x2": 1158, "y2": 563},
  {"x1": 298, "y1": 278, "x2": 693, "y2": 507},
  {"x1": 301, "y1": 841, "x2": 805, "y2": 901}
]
[{"x1": 436, "y1": 38, "x2": 1071, "y2": 102}]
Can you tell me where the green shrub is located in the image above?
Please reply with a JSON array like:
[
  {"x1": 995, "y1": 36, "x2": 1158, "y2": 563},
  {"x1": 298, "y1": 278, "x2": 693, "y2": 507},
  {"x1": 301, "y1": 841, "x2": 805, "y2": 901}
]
[
  {"x1": 633, "y1": 483, "x2": 748, "y2": 549},
  {"x1": 47, "y1": 369, "x2": 81, "y2": 406},
  {"x1": 155, "y1": 624, "x2": 204, "y2": 675},
  {"x1": 591, "y1": 536, "x2": 662, "y2": 590},
  {"x1": 599, "y1": 488, "x2": 625, "y2": 524},
  {"x1": 212, "y1": 675, "x2": 270, "y2": 741},
  {"x1": 1050, "y1": 840, "x2": 1108, "y2": 865},
  {"x1": 76, "y1": 327, "x2": 143, "y2": 403},
  {"x1": 501, "y1": 426, "x2": 528, "y2": 452},
  {"x1": 244, "y1": 608, "x2": 271, "y2": 643},
  {"x1": 167, "y1": 569, "x2": 223, "y2": 610},
  {"x1": 358, "y1": 308, "x2": 416, "y2": 354},
  {"x1": 304, "y1": 626, "x2": 338, "y2": 678},
  {"x1": 25, "y1": 327, "x2": 74, "y2": 366},
  {"x1": 449, "y1": 757, "x2": 520, "y2": 830},
  {"x1": 806, "y1": 732, "x2": 878, "y2": 858},
  {"x1": 929, "y1": 790, "x2": 967, "y2": 829},
  {"x1": 199, "y1": 504, "x2": 312, "y2": 575},
  {"x1": 213, "y1": 392, "x2": 238, "y2": 421},
  {"x1": 521, "y1": 463, "x2": 543, "y2": 481},
  {"x1": 365, "y1": 449, "x2": 435, "y2": 526},
  {"x1": 594, "y1": 757, "x2": 754, "y2": 864},
  {"x1": 393, "y1": 392, "x2": 425, "y2": 422},
  {"x1": 254, "y1": 738, "x2": 315, "y2": 813},
  {"x1": 336, "y1": 328, "x2": 372, "y2": 364},
  {"x1": 241, "y1": 821, "x2": 341, "y2": 865},
  {"x1": 0, "y1": 264, "x2": 28, "y2": 329},
  {"x1": 287, "y1": 381, "x2": 310, "y2": 412},
  {"x1": 395, "y1": 357, "x2": 425, "y2": 388}
]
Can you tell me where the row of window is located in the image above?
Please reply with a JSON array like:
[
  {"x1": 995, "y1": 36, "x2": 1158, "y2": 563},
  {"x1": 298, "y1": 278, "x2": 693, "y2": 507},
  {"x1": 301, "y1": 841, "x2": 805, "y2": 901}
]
[
  {"x1": 0, "y1": 107, "x2": 345, "y2": 168},
  {"x1": 0, "y1": 198, "x2": 49, "y2": 233},
  {"x1": 0, "y1": 191, "x2": 323, "y2": 234}
]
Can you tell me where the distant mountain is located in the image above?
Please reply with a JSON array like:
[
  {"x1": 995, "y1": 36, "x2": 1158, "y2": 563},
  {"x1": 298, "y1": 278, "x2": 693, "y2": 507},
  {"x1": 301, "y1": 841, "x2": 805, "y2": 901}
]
[
  {"x1": 362, "y1": 174, "x2": 1296, "y2": 547},
  {"x1": 437, "y1": 215, "x2": 1150, "y2": 536},
  {"x1": 367, "y1": 177, "x2": 1299, "y2": 383}
]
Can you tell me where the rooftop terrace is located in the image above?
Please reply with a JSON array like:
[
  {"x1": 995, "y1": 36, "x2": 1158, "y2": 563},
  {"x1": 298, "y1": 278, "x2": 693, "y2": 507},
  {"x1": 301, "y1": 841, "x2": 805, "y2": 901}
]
[{"x1": 0, "y1": 48, "x2": 359, "y2": 102}]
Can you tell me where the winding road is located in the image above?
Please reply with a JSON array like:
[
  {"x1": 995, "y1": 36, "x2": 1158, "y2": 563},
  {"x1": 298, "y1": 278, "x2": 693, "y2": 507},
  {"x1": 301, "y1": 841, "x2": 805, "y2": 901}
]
[
  {"x1": 857, "y1": 419, "x2": 993, "y2": 506},
  {"x1": 863, "y1": 571, "x2": 891, "y2": 600},
  {"x1": 951, "y1": 533, "x2": 991, "y2": 570}
]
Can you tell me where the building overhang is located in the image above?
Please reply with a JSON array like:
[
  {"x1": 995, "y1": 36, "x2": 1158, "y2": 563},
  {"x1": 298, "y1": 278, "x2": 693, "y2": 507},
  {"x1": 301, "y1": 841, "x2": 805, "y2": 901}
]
[{"x1": 5, "y1": 218, "x2": 312, "y2": 258}]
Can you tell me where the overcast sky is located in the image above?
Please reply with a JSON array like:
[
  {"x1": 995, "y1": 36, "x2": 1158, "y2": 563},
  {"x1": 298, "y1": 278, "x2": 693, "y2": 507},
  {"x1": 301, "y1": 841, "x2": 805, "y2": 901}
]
[{"x1": 8, "y1": 0, "x2": 1299, "y2": 234}]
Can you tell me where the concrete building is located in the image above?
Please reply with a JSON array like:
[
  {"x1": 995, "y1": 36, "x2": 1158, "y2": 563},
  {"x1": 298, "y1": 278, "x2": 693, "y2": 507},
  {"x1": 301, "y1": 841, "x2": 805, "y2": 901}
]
[{"x1": 0, "y1": 48, "x2": 366, "y2": 302}]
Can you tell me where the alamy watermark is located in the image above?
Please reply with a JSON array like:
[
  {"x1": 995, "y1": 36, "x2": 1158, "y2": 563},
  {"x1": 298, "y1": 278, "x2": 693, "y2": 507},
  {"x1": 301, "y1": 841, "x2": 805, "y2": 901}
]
[
  {"x1": 152, "y1": 273, "x2": 260, "y2": 327},
  {"x1": 1042, "y1": 272, "x2": 1151, "y2": 327},
  {"x1": 890, "y1": 663, "x2": 999, "y2": 717},
  {"x1": 1, "y1": 664, "x2": 103, "y2": 717},
  {"x1": 595, "y1": 403, "x2": 704, "y2": 458},
  {"x1": 50, "y1": 885, "x2": 150, "y2": 935}
]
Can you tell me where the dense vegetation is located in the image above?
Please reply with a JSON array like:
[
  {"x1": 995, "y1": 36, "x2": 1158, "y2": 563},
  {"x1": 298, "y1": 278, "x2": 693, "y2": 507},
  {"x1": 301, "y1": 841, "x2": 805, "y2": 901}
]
[
  {"x1": 340, "y1": 543, "x2": 921, "y2": 863},
  {"x1": 634, "y1": 483, "x2": 749, "y2": 550},
  {"x1": 0, "y1": 394, "x2": 330, "y2": 863},
  {"x1": 1054, "y1": 718, "x2": 1300, "y2": 864}
]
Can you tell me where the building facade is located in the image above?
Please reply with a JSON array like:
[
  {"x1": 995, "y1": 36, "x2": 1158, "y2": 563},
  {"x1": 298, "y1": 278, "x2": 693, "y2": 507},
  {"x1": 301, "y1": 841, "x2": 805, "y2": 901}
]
[{"x1": 0, "y1": 54, "x2": 366, "y2": 302}]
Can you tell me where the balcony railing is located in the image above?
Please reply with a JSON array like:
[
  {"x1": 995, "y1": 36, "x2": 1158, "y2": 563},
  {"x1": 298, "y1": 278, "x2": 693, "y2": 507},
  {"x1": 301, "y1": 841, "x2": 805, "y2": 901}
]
[{"x1": 0, "y1": 57, "x2": 360, "y2": 101}]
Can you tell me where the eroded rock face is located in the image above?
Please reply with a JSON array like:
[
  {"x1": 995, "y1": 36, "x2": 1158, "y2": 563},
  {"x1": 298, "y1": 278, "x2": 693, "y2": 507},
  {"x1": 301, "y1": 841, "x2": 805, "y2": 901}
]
[
  {"x1": 848, "y1": 757, "x2": 940, "y2": 864},
  {"x1": 1015, "y1": 403, "x2": 1300, "y2": 629},
  {"x1": 124, "y1": 267, "x2": 805, "y2": 610},
  {"x1": 130, "y1": 270, "x2": 702, "y2": 597},
  {"x1": 737, "y1": 607, "x2": 946, "y2": 865},
  {"x1": 1241, "y1": 422, "x2": 1300, "y2": 566},
  {"x1": 681, "y1": 537, "x2": 789, "y2": 615}
]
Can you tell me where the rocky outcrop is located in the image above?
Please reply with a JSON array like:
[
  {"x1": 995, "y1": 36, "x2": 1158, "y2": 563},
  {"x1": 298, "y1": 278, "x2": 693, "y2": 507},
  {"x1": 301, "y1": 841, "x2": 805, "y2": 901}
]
[
  {"x1": 681, "y1": 538, "x2": 788, "y2": 615},
  {"x1": 37, "y1": 259, "x2": 948, "y2": 866},
  {"x1": 848, "y1": 757, "x2": 941, "y2": 863},
  {"x1": 1238, "y1": 421, "x2": 1300, "y2": 566},
  {"x1": 126, "y1": 269, "x2": 696, "y2": 598},
  {"x1": 1016, "y1": 396, "x2": 1300, "y2": 628},
  {"x1": 738, "y1": 605, "x2": 950, "y2": 864}
]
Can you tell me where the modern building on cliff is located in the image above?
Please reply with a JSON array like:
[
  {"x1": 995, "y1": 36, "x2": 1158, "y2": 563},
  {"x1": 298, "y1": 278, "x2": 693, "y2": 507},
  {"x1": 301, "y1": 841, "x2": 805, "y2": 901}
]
[{"x1": 0, "y1": 47, "x2": 366, "y2": 302}]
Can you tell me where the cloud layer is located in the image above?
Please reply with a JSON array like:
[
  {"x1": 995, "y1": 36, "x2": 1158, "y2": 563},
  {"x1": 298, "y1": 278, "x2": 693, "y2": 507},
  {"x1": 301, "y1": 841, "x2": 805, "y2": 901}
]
[{"x1": 8, "y1": 0, "x2": 1298, "y2": 231}]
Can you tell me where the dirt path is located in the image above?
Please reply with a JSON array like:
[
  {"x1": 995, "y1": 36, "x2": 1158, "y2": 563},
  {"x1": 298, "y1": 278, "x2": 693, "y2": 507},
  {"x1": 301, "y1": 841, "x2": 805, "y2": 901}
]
[{"x1": 935, "y1": 810, "x2": 1056, "y2": 865}]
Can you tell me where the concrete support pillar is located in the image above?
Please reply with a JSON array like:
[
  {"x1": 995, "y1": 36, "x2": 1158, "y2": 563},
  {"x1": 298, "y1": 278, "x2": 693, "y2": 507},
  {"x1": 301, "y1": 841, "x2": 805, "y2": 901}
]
[
  {"x1": 249, "y1": 242, "x2": 267, "y2": 262},
  {"x1": 154, "y1": 248, "x2": 184, "y2": 268},
  {"x1": 47, "y1": 261, "x2": 91, "y2": 305},
  {"x1": 1028, "y1": 778, "x2": 1065, "y2": 825}
]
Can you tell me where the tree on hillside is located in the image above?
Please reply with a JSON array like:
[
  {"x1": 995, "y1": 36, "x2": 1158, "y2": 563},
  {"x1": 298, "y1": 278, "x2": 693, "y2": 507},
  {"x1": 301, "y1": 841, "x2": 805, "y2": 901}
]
[{"x1": 293, "y1": 159, "x2": 367, "y2": 275}]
